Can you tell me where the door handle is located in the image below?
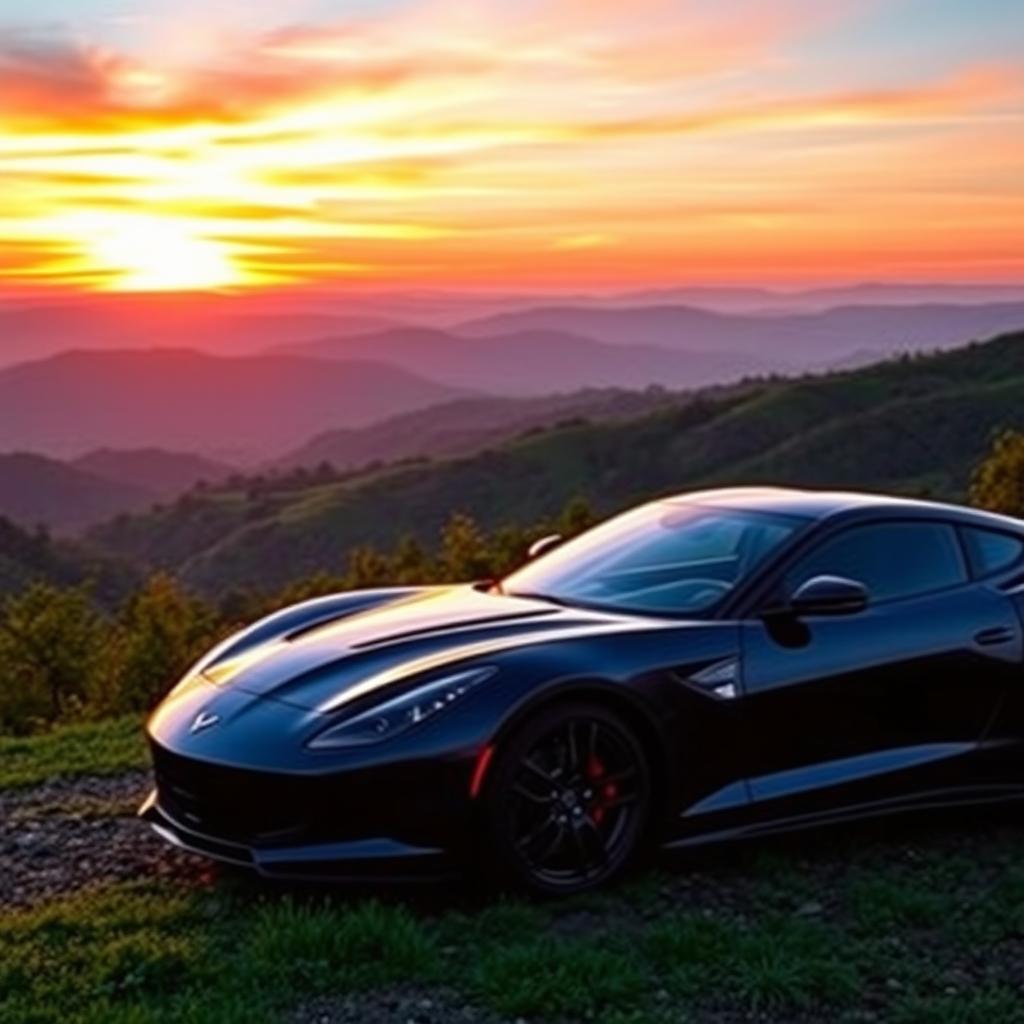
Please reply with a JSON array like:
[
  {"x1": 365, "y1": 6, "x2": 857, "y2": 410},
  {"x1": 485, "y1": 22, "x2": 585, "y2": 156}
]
[{"x1": 973, "y1": 626, "x2": 1016, "y2": 647}]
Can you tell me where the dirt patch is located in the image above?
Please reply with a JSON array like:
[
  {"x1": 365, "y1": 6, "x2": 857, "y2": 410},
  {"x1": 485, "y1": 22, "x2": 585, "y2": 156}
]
[{"x1": 0, "y1": 771, "x2": 212, "y2": 909}]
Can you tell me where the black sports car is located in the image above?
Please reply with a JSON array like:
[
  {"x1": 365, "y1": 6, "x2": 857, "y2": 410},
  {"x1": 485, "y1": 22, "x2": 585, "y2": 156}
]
[{"x1": 141, "y1": 487, "x2": 1024, "y2": 894}]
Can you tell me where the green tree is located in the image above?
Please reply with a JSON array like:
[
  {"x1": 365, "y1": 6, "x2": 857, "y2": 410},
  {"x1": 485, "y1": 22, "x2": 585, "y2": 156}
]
[
  {"x1": 389, "y1": 535, "x2": 436, "y2": 585},
  {"x1": 106, "y1": 574, "x2": 222, "y2": 714},
  {"x1": 0, "y1": 582, "x2": 110, "y2": 733},
  {"x1": 970, "y1": 429, "x2": 1024, "y2": 516},
  {"x1": 558, "y1": 495, "x2": 598, "y2": 537},
  {"x1": 218, "y1": 585, "x2": 271, "y2": 626},
  {"x1": 345, "y1": 545, "x2": 391, "y2": 588},
  {"x1": 489, "y1": 524, "x2": 533, "y2": 577},
  {"x1": 439, "y1": 513, "x2": 493, "y2": 581}
]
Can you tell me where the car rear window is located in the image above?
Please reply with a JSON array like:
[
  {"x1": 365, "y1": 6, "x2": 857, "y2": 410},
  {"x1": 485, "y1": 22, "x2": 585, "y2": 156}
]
[{"x1": 961, "y1": 527, "x2": 1024, "y2": 578}]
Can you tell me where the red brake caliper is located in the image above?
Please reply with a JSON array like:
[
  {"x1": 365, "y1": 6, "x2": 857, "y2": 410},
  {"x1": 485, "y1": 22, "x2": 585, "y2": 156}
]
[{"x1": 587, "y1": 755, "x2": 616, "y2": 824}]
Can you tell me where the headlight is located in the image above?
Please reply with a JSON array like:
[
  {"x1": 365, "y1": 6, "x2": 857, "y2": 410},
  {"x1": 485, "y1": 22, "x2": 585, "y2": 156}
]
[{"x1": 307, "y1": 667, "x2": 496, "y2": 750}]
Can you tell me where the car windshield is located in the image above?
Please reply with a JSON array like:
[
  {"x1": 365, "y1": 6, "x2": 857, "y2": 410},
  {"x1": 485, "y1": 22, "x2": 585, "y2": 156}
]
[{"x1": 501, "y1": 502, "x2": 802, "y2": 616}]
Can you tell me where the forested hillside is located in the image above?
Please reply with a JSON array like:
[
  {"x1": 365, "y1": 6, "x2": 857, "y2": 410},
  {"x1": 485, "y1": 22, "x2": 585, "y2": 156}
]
[
  {"x1": 0, "y1": 516, "x2": 137, "y2": 602},
  {"x1": 272, "y1": 386, "x2": 685, "y2": 471},
  {"x1": 87, "y1": 330, "x2": 1024, "y2": 594}
]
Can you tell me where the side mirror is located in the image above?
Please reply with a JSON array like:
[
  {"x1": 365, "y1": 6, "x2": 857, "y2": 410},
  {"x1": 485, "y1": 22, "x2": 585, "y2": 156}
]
[
  {"x1": 789, "y1": 575, "x2": 869, "y2": 617},
  {"x1": 527, "y1": 533, "x2": 563, "y2": 560}
]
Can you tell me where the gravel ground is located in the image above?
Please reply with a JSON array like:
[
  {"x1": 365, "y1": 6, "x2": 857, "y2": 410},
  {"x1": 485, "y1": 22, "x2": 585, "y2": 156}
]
[
  {"x1": 0, "y1": 771, "x2": 212, "y2": 909},
  {"x1": 291, "y1": 988, "x2": 517, "y2": 1024}
]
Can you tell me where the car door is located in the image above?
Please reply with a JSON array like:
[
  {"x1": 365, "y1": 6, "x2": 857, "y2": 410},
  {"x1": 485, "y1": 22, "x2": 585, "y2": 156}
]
[{"x1": 738, "y1": 518, "x2": 1021, "y2": 820}]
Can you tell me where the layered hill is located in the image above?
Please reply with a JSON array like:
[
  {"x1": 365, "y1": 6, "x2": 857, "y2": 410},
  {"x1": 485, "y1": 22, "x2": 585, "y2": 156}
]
[
  {"x1": 0, "y1": 390, "x2": 690, "y2": 530},
  {"x1": 0, "y1": 349, "x2": 462, "y2": 462},
  {"x1": 277, "y1": 327, "x2": 778, "y2": 393},
  {"x1": 610, "y1": 283, "x2": 1024, "y2": 312},
  {"x1": 87, "y1": 331, "x2": 1024, "y2": 595},
  {"x1": 0, "y1": 453, "x2": 156, "y2": 533},
  {"x1": 0, "y1": 448, "x2": 237, "y2": 534},
  {"x1": 0, "y1": 295, "x2": 402, "y2": 367},
  {"x1": 72, "y1": 449, "x2": 235, "y2": 498},
  {"x1": 273, "y1": 388, "x2": 687, "y2": 472},
  {"x1": 458, "y1": 302, "x2": 1024, "y2": 365}
]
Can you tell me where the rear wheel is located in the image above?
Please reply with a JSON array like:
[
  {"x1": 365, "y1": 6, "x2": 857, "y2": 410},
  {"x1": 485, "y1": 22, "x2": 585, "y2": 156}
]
[{"x1": 482, "y1": 701, "x2": 651, "y2": 895}]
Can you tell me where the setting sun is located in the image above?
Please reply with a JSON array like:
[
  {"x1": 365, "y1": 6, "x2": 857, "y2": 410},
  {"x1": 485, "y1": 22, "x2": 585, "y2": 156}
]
[{"x1": 82, "y1": 215, "x2": 244, "y2": 292}]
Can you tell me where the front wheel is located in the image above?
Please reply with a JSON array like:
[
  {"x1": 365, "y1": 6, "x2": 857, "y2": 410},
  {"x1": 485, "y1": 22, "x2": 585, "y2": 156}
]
[{"x1": 481, "y1": 701, "x2": 651, "y2": 895}]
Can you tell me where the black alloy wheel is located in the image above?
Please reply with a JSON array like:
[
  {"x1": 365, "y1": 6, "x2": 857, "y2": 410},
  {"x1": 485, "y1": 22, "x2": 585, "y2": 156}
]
[{"x1": 484, "y1": 701, "x2": 651, "y2": 894}]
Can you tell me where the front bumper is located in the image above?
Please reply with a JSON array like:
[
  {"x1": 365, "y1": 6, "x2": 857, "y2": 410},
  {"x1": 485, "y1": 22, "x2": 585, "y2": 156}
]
[
  {"x1": 139, "y1": 791, "x2": 453, "y2": 881},
  {"x1": 140, "y1": 661, "x2": 504, "y2": 880},
  {"x1": 140, "y1": 728, "x2": 479, "y2": 881}
]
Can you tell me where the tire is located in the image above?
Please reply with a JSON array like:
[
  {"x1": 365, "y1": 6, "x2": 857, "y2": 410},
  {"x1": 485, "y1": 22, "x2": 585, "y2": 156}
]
[{"x1": 480, "y1": 700, "x2": 651, "y2": 896}]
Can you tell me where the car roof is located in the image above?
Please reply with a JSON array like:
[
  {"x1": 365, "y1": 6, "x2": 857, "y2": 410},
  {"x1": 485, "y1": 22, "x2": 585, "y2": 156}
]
[{"x1": 662, "y1": 486, "x2": 1024, "y2": 532}]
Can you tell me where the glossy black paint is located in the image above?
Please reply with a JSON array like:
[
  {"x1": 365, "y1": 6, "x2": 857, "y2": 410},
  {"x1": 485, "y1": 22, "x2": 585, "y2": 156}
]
[{"x1": 142, "y1": 487, "x2": 1024, "y2": 882}]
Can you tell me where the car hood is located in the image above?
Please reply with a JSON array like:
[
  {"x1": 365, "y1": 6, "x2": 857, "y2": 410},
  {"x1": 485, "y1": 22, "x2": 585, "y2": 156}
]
[{"x1": 198, "y1": 585, "x2": 674, "y2": 713}]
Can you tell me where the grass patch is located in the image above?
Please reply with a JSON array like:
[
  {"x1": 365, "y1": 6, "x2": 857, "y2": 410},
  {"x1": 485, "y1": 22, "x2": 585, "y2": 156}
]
[
  {"x1": 888, "y1": 987, "x2": 1024, "y2": 1024},
  {"x1": 471, "y1": 936, "x2": 647, "y2": 1019},
  {"x1": 648, "y1": 913, "x2": 859, "y2": 1011},
  {"x1": 850, "y1": 874, "x2": 952, "y2": 931},
  {"x1": 0, "y1": 885, "x2": 226, "y2": 1024},
  {"x1": 0, "y1": 716, "x2": 148, "y2": 789},
  {"x1": 0, "y1": 884, "x2": 440, "y2": 1024},
  {"x1": 435, "y1": 898, "x2": 550, "y2": 947},
  {"x1": 729, "y1": 917, "x2": 860, "y2": 1010},
  {"x1": 245, "y1": 898, "x2": 438, "y2": 993}
]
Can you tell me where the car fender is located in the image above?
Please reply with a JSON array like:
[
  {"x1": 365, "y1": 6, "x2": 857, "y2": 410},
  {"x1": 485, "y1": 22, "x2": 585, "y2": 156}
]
[{"x1": 454, "y1": 652, "x2": 681, "y2": 826}]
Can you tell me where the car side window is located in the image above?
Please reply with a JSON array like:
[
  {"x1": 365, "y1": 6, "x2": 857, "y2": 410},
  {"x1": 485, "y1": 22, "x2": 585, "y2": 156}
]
[
  {"x1": 783, "y1": 522, "x2": 967, "y2": 603},
  {"x1": 961, "y1": 527, "x2": 1024, "y2": 579}
]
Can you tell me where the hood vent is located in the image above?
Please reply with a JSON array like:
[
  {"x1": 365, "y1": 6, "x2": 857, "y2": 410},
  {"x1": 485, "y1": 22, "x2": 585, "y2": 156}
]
[{"x1": 349, "y1": 609, "x2": 560, "y2": 651}]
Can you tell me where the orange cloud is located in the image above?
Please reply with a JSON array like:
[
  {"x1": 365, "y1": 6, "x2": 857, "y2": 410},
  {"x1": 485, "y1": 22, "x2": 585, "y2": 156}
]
[{"x1": 0, "y1": 2, "x2": 1021, "y2": 291}]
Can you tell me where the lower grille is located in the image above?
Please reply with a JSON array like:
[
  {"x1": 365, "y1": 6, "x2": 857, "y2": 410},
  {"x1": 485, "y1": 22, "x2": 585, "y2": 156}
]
[{"x1": 151, "y1": 744, "x2": 305, "y2": 845}]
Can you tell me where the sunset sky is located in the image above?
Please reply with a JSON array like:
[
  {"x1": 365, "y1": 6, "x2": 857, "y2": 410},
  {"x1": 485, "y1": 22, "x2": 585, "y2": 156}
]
[{"x1": 1, "y1": 0, "x2": 1022, "y2": 293}]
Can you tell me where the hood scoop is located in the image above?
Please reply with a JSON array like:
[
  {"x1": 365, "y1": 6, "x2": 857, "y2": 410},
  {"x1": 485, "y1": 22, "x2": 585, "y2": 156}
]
[
  {"x1": 348, "y1": 608, "x2": 559, "y2": 651},
  {"x1": 281, "y1": 586, "x2": 569, "y2": 652}
]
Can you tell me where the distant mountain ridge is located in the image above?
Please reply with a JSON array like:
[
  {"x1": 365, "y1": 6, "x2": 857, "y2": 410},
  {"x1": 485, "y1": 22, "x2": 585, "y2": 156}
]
[
  {"x1": 457, "y1": 301, "x2": 1024, "y2": 364},
  {"x1": 0, "y1": 348, "x2": 463, "y2": 461},
  {"x1": 0, "y1": 298, "x2": 403, "y2": 367},
  {"x1": 610, "y1": 283, "x2": 1024, "y2": 312},
  {"x1": 72, "y1": 448, "x2": 235, "y2": 497},
  {"x1": 274, "y1": 326, "x2": 780, "y2": 394},
  {"x1": 4, "y1": 287, "x2": 1024, "y2": 371}
]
